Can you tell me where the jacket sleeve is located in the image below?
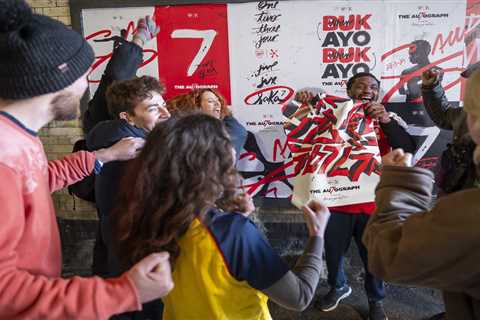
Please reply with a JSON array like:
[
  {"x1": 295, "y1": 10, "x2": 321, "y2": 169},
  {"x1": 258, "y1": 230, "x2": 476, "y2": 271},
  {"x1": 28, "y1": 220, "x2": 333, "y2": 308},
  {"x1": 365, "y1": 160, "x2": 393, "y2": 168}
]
[
  {"x1": 380, "y1": 119, "x2": 417, "y2": 153},
  {"x1": 262, "y1": 236, "x2": 324, "y2": 312},
  {"x1": 421, "y1": 82, "x2": 464, "y2": 130},
  {"x1": 0, "y1": 164, "x2": 140, "y2": 320},
  {"x1": 48, "y1": 151, "x2": 96, "y2": 193},
  {"x1": 223, "y1": 116, "x2": 248, "y2": 160},
  {"x1": 363, "y1": 166, "x2": 480, "y2": 295},
  {"x1": 83, "y1": 42, "x2": 143, "y2": 134}
]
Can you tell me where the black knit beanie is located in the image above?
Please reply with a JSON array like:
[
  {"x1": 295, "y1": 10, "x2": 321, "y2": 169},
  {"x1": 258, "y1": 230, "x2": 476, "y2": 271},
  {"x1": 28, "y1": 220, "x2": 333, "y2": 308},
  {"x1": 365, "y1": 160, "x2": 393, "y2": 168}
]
[{"x1": 0, "y1": 0, "x2": 94, "y2": 99}]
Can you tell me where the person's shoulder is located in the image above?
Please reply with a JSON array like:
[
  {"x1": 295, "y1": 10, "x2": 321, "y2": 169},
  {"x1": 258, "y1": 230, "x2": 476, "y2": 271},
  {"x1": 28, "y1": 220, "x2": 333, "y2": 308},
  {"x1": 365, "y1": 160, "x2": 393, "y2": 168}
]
[
  {"x1": 205, "y1": 208, "x2": 260, "y2": 240},
  {"x1": 207, "y1": 208, "x2": 252, "y2": 229},
  {"x1": 0, "y1": 115, "x2": 42, "y2": 169},
  {"x1": 86, "y1": 120, "x2": 145, "y2": 150}
]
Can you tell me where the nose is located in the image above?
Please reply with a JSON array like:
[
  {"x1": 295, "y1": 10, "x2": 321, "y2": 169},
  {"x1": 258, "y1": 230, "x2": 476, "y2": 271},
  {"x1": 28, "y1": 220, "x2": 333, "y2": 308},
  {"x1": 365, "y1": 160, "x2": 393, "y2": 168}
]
[
  {"x1": 362, "y1": 87, "x2": 372, "y2": 96},
  {"x1": 159, "y1": 106, "x2": 171, "y2": 118}
]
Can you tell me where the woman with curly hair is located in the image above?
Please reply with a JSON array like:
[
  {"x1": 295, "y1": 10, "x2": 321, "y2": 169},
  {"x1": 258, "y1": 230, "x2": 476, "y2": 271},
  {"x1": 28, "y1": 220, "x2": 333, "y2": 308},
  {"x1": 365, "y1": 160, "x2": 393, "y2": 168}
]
[
  {"x1": 112, "y1": 113, "x2": 330, "y2": 320},
  {"x1": 166, "y1": 89, "x2": 247, "y2": 159}
]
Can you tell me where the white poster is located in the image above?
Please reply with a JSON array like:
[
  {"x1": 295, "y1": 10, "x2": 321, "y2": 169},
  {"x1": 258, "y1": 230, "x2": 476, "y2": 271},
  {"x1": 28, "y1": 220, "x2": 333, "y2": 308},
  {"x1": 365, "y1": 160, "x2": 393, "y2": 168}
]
[{"x1": 80, "y1": 0, "x2": 469, "y2": 204}]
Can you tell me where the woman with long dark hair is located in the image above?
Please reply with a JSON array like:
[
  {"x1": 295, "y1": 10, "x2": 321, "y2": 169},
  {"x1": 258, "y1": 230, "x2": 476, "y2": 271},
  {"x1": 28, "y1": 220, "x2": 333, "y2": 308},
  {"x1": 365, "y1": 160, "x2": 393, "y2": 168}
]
[{"x1": 113, "y1": 113, "x2": 330, "y2": 319}]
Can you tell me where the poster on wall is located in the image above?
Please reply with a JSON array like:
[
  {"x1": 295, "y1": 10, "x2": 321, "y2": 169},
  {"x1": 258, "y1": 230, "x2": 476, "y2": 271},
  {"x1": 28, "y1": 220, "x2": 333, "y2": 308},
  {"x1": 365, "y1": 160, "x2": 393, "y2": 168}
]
[
  {"x1": 154, "y1": 4, "x2": 231, "y2": 102},
  {"x1": 381, "y1": 1, "x2": 466, "y2": 168},
  {"x1": 82, "y1": 7, "x2": 158, "y2": 94},
  {"x1": 81, "y1": 0, "x2": 470, "y2": 207}
]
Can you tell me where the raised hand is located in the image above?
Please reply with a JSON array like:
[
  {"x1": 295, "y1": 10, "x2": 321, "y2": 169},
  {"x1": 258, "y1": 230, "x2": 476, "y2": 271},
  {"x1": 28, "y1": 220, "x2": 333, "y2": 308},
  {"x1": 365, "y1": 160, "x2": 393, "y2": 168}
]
[
  {"x1": 421, "y1": 68, "x2": 443, "y2": 87},
  {"x1": 382, "y1": 148, "x2": 413, "y2": 167},
  {"x1": 133, "y1": 15, "x2": 160, "y2": 46},
  {"x1": 302, "y1": 200, "x2": 331, "y2": 238}
]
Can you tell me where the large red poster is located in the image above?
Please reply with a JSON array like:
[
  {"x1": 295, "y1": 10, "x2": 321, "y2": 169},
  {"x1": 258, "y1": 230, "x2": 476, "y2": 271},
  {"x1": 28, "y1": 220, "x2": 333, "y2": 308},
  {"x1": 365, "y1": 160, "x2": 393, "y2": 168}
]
[{"x1": 154, "y1": 4, "x2": 231, "y2": 102}]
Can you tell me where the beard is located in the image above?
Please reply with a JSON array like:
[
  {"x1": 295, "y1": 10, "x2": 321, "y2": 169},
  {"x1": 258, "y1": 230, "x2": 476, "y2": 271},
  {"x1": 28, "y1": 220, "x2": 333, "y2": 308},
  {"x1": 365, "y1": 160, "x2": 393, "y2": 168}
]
[{"x1": 50, "y1": 92, "x2": 81, "y2": 121}]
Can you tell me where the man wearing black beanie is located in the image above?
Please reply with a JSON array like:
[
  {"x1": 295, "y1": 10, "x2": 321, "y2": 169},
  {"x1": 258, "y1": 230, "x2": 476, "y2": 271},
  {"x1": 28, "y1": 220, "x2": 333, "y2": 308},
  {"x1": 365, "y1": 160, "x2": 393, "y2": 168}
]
[{"x1": 0, "y1": 1, "x2": 173, "y2": 319}]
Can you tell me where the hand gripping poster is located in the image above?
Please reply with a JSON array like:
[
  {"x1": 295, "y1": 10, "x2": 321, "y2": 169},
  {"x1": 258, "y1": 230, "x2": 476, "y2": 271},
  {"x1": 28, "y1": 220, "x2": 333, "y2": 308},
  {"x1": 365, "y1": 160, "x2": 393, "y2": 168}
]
[{"x1": 283, "y1": 96, "x2": 381, "y2": 207}]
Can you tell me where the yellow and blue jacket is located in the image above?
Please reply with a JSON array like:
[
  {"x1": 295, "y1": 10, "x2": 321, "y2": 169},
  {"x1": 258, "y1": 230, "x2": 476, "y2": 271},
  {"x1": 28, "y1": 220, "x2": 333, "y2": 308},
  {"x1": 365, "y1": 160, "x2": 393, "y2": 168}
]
[{"x1": 162, "y1": 208, "x2": 289, "y2": 320}]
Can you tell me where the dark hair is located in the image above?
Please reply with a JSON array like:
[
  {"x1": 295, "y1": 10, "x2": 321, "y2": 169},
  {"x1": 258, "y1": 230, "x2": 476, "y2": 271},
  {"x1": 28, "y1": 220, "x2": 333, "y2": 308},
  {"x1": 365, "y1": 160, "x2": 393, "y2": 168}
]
[
  {"x1": 410, "y1": 39, "x2": 431, "y2": 56},
  {"x1": 112, "y1": 113, "x2": 240, "y2": 267},
  {"x1": 346, "y1": 72, "x2": 380, "y2": 91},
  {"x1": 106, "y1": 75, "x2": 164, "y2": 118},
  {"x1": 166, "y1": 89, "x2": 231, "y2": 119}
]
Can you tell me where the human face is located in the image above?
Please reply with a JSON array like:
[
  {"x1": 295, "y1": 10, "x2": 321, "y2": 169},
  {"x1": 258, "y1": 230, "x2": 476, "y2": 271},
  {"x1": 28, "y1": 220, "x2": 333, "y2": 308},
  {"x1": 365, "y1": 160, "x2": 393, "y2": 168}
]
[
  {"x1": 347, "y1": 76, "x2": 379, "y2": 102},
  {"x1": 128, "y1": 91, "x2": 170, "y2": 132},
  {"x1": 50, "y1": 73, "x2": 88, "y2": 121},
  {"x1": 200, "y1": 91, "x2": 222, "y2": 119}
]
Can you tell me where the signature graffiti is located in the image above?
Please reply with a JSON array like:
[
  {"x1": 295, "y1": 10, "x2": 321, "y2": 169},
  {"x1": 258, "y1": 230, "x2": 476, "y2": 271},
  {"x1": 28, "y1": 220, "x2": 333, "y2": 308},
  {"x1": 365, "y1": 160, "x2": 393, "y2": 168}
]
[{"x1": 244, "y1": 85, "x2": 294, "y2": 105}]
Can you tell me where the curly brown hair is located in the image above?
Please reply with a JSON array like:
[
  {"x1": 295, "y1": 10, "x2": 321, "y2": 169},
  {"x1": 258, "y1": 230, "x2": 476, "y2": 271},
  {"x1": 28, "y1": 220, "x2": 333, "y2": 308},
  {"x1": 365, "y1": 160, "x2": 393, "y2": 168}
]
[
  {"x1": 106, "y1": 75, "x2": 165, "y2": 118},
  {"x1": 166, "y1": 89, "x2": 231, "y2": 119},
  {"x1": 112, "y1": 113, "x2": 240, "y2": 268}
]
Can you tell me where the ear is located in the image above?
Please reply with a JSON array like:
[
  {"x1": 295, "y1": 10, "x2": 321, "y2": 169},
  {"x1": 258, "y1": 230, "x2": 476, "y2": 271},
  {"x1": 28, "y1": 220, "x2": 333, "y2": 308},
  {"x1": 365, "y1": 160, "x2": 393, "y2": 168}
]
[{"x1": 118, "y1": 111, "x2": 133, "y2": 123}]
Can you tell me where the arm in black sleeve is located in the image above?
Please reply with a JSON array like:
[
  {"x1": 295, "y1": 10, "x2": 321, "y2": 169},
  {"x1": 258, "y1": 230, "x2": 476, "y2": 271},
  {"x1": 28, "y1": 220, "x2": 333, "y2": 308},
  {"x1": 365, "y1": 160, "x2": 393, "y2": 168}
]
[
  {"x1": 421, "y1": 82, "x2": 463, "y2": 130},
  {"x1": 83, "y1": 42, "x2": 144, "y2": 134},
  {"x1": 380, "y1": 120, "x2": 417, "y2": 154}
]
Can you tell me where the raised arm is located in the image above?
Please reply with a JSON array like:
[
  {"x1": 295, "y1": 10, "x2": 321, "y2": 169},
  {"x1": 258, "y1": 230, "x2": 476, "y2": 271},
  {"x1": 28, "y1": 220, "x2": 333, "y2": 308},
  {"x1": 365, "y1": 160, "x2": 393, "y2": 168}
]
[
  {"x1": 83, "y1": 16, "x2": 160, "y2": 133},
  {"x1": 421, "y1": 68, "x2": 464, "y2": 130},
  {"x1": 262, "y1": 201, "x2": 329, "y2": 311}
]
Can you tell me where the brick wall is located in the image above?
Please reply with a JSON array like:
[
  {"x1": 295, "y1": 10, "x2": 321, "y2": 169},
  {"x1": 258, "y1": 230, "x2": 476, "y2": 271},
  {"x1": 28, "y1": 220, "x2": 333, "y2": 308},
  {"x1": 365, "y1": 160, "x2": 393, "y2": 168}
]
[{"x1": 26, "y1": 0, "x2": 97, "y2": 220}]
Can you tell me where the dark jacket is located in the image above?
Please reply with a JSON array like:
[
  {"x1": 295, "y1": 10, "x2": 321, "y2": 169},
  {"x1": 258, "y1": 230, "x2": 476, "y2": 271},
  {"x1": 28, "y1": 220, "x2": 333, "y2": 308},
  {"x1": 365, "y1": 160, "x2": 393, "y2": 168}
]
[
  {"x1": 422, "y1": 82, "x2": 476, "y2": 191},
  {"x1": 86, "y1": 119, "x2": 147, "y2": 276},
  {"x1": 422, "y1": 81, "x2": 468, "y2": 141},
  {"x1": 379, "y1": 119, "x2": 416, "y2": 154},
  {"x1": 363, "y1": 166, "x2": 480, "y2": 320},
  {"x1": 223, "y1": 115, "x2": 248, "y2": 159},
  {"x1": 83, "y1": 41, "x2": 143, "y2": 134}
]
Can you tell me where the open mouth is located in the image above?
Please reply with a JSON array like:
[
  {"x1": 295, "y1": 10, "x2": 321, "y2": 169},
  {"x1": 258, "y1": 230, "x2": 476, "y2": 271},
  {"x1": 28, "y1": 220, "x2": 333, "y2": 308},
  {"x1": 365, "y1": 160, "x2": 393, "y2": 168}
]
[{"x1": 359, "y1": 95, "x2": 373, "y2": 101}]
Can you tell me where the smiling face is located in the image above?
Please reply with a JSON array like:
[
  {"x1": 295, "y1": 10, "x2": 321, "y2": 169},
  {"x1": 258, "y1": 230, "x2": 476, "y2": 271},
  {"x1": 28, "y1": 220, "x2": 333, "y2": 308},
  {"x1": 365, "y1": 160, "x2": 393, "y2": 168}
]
[
  {"x1": 347, "y1": 75, "x2": 380, "y2": 102},
  {"x1": 124, "y1": 91, "x2": 170, "y2": 132},
  {"x1": 200, "y1": 91, "x2": 222, "y2": 119}
]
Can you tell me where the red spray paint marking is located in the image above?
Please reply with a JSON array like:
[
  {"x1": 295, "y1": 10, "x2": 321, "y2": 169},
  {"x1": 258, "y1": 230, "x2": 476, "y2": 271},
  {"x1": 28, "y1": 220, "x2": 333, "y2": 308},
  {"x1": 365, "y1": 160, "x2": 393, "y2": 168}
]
[
  {"x1": 381, "y1": 50, "x2": 463, "y2": 104},
  {"x1": 85, "y1": 21, "x2": 157, "y2": 83}
]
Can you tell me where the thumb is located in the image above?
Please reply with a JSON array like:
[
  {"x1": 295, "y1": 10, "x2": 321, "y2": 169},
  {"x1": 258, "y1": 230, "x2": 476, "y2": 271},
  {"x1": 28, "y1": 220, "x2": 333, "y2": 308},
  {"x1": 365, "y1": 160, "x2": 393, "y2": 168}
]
[
  {"x1": 403, "y1": 152, "x2": 413, "y2": 166},
  {"x1": 306, "y1": 199, "x2": 326, "y2": 213},
  {"x1": 301, "y1": 203, "x2": 315, "y2": 219}
]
